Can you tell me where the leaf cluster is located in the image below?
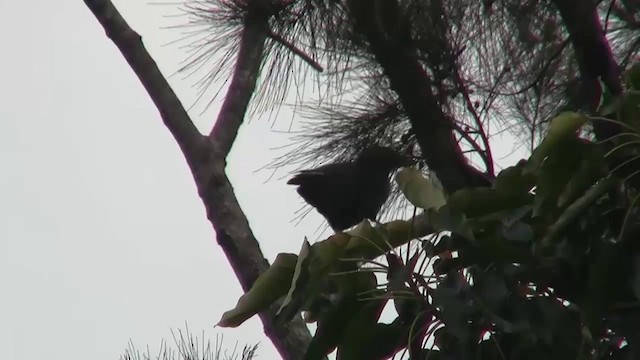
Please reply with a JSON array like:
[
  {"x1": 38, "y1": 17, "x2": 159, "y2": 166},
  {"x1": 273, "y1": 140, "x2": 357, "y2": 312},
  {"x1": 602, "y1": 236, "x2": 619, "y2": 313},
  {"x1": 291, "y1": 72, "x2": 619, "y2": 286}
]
[{"x1": 218, "y1": 75, "x2": 640, "y2": 358}]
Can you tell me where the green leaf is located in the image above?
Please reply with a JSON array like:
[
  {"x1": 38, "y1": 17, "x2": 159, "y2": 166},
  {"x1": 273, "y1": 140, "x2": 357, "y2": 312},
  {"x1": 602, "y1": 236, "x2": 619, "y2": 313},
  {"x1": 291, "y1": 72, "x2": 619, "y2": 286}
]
[
  {"x1": 276, "y1": 233, "x2": 352, "y2": 324},
  {"x1": 618, "y1": 91, "x2": 640, "y2": 131},
  {"x1": 624, "y1": 62, "x2": 640, "y2": 90},
  {"x1": 217, "y1": 253, "x2": 298, "y2": 328},
  {"x1": 533, "y1": 137, "x2": 585, "y2": 217},
  {"x1": 304, "y1": 272, "x2": 378, "y2": 360},
  {"x1": 336, "y1": 292, "x2": 391, "y2": 360},
  {"x1": 540, "y1": 177, "x2": 617, "y2": 249},
  {"x1": 557, "y1": 143, "x2": 605, "y2": 209},
  {"x1": 598, "y1": 79, "x2": 621, "y2": 116},
  {"x1": 305, "y1": 296, "x2": 362, "y2": 360},
  {"x1": 494, "y1": 160, "x2": 536, "y2": 195},
  {"x1": 433, "y1": 274, "x2": 474, "y2": 342},
  {"x1": 386, "y1": 253, "x2": 424, "y2": 323},
  {"x1": 597, "y1": 94, "x2": 621, "y2": 117},
  {"x1": 546, "y1": 112, "x2": 588, "y2": 146},
  {"x1": 475, "y1": 231, "x2": 530, "y2": 264},
  {"x1": 395, "y1": 167, "x2": 447, "y2": 210},
  {"x1": 345, "y1": 220, "x2": 382, "y2": 248},
  {"x1": 599, "y1": 64, "x2": 640, "y2": 130},
  {"x1": 500, "y1": 220, "x2": 534, "y2": 243},
  {"x1": 424, "y1": 205, "x2": 475, "y2": 242},
  {"x1": 533, "y1": 297, "x2": 583, "y2": 358},
  {"x1": 527, "y1": 112, "x2": 587, "y2": 172},
  {"x1": 276, "y1": 240, "x2": 315, "y2": 323},
  {"x1": 368, "y1": 322, "x2": 411, "y2": 359},
  {"x1": 312, "y1": 232, "x2": 352, "y2": 272},
  {"x1": 449, "y1": 187, "x2": 532, "y2": 219},
  {"x1": 340, "y1": 318, "x2": 410, "y2": 360},
  {"x1": 472, "y1": 269, "x2": 509, "y2": 313},
  {"x1": 344, "y1": 219, "x2": 419, "y2": 260}
]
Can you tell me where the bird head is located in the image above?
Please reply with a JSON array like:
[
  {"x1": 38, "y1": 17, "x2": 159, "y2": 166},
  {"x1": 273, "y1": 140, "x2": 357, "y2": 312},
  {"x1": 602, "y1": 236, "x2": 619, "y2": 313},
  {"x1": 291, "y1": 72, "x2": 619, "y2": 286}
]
[{"x1": 356, "y1": 145, "x2": 414, "y2": 172}]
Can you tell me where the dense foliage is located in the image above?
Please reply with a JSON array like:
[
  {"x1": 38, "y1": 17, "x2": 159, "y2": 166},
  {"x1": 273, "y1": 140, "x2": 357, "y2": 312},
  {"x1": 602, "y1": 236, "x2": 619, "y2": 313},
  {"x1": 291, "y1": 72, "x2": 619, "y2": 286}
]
[
  {"x1": 172, "y1": 0, "x2": 640, "y2": 358},
  {"x1": 220, "y1": 71, "x2": 640, "y2": 358}
]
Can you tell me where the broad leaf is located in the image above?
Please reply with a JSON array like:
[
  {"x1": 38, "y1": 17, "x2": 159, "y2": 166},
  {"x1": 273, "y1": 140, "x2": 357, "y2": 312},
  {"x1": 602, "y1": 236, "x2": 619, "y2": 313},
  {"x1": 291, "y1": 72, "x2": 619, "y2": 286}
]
[
  {"x1": 217, "y1": 253, "x2": 298, "y2": 327},
  {"x1": 304, "y1": 272, "x2": 378, "y2": 360},
  {"x1": 395, "y1": 167, "x2": 447, "y2": 210},
  {"x1": 276, "y1": 240, "x2": 315, "y2": 323},
  {"x1": 527, "y1": 112, "x2": 587, "y2": 172}
]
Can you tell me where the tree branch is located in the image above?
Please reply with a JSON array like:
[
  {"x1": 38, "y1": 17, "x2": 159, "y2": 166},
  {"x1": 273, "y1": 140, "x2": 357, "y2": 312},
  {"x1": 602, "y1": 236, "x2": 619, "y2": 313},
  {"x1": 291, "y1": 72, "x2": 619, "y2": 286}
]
[
  {"x1": 550, "y1": 1, "x2": 640, "y2": 188},
  {"x1": 83, "y1": 0, "x2": 203, "y2": 160},
  {"x1": 346, "y1": 0, "x2": 492, "y2": 192},
  {"x1": 554, "y1": 0, "x2": 622, "y2": 94},
  {"x1": 209, "y1": 11, "x2": 267, "y2": 156},
  {"x1": 83, "y1": 1, "x2": 312, "y2": 358},
  {"x1": 551, "y1": 0, "x2": 622, "y2": 119}
]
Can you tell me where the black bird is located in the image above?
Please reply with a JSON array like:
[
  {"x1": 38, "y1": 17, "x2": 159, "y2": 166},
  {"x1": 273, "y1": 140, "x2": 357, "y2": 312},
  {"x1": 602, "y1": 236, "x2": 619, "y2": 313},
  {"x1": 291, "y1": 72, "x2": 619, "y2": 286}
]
[{"x1": 287, "y1": 146, "x2": 413, "y2": 232}]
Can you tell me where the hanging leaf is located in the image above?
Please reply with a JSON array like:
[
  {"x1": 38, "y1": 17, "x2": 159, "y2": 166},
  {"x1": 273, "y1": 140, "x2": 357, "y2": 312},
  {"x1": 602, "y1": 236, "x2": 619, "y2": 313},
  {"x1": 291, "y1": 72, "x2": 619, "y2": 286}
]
[
  {"x1": 304, "y1": 272, "x2": 378, "y2": 360},
  {"x1": 500, "y1": 220, "x2": 534, "y2": 243},
  {"x1": 624, "y1": 62, "x2": 640, "y2": 90},
  {"x1": 395, "y1": 167, "x2": 447, "y2": 210},
  {"x1": 527, "y1": 112, "x2": 587, "y2": 172},
  {"x1": 557, "y1": 142, "x2": 606, "y2": 209},
  {"x1": 335, "y1": 292, "x2": 390, "y2": 359},
  {"x1": 533, "y1": 137, "x2": 585, "y2": 217},
  {"x1": 217, "y1": 252, "x2": 298, "y2": 327},
  {"x1": 494, "y1": 160, "x2": 536, "y2": 196},
  {"x1": 432, "y1": 274, "x2": 475, "y2": 342},
  {"x1": 449, "y1": 187, "x2": 531, "y2": 219},
  {"x1": 540, "y1": 177, "x2": 617, "y2": 249},
  {"x1": 276, "y1": 240, "x2": 315, "y2": 323},
  {"x1": 424, "y1": 205, "x2": 475, "y2": 241}
]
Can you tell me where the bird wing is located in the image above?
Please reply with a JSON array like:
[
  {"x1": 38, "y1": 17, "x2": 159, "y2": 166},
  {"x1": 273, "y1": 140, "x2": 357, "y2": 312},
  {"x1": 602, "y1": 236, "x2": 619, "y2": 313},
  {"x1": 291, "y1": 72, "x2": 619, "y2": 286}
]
[
  {"x1": 288, "y1": 169, "x2": 336, "y2": 211},
  {"x1": 287, "y1": 164, "x2": 355, "y2": 230},
  {"x1": 286, "y1": 149, "x2": 405, "y2": 231}
]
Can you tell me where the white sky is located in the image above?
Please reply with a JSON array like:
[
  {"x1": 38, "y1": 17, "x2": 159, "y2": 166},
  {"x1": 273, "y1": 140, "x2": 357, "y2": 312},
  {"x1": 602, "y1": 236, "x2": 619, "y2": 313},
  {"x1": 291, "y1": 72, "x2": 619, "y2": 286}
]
[
  {"x1": 0, "y1": 2, "x2": 526, "y2": 359},
  {"x1": 0, "y1": 1, "x2": 323, "y2": 359}
]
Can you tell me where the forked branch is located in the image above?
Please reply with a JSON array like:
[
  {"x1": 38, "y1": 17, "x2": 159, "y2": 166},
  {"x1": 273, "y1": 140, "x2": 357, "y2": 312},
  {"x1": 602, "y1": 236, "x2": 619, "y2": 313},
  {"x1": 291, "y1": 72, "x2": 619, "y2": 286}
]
[{"x1": 83, "y1": 0, "x2": 312, "y2": 358}]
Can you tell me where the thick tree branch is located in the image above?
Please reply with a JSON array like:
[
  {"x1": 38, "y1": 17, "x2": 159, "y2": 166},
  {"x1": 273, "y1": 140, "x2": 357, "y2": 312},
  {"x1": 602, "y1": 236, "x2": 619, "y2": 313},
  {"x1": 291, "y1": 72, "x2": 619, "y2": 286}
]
[
  {"x1": 551, "y1": 0, "x2": 623, "y2": 140},
  {"x1": 552, "y1": 0, "x2": 622, "y2": 98},
  {"x1": 83, "y1": 1, "x2": 312, "y2": 358},
  {"x1": 83, "y1": 0, "x2": 203, "y2": 160},
  {"x1": 346, "y1": 0, "x2": 492, "y2": 193},
  {"x1": 209, "y1": 13, "x2": 267, "y2": 156},
  {"x1": 550, "y1": 0, "x2": 640, "y2": 189},
  {"x1": 428, "y1": 0, "x2": 494, "y2": 176}
]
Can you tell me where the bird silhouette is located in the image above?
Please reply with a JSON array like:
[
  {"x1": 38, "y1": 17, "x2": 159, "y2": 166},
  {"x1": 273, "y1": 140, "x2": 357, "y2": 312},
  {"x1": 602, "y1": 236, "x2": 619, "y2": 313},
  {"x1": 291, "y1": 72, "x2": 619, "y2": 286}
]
[{"x1": 288, "y1": 145, "x2": 413, "y2": 231}]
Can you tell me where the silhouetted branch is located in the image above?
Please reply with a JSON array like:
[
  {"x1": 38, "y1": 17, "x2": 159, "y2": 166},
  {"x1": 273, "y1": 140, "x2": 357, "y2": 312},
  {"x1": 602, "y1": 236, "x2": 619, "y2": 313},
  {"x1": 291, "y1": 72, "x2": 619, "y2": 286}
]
[
  {"x1": 83, "y1": 1, "x2": 312, "y2": 358},
  {"x1": 552, "y1": 0, "x2": 622, "y2": 107},
  {"x1": 346, "y1": 0, "x2": 492, "y2": 192},
  {"x1": 267, "y1": 31, "x2": 324, "y2": 72}
]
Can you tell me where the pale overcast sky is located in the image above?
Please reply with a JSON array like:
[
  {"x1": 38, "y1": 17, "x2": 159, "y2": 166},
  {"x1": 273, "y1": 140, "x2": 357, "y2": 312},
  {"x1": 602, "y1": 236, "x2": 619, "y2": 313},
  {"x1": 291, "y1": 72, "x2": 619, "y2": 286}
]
[
  {"x1": 0, "y1": 1, "x2": 326, "y2": 359},
  {"x1": 0, "y1": 2, "x2": 525, "y2": 359}
]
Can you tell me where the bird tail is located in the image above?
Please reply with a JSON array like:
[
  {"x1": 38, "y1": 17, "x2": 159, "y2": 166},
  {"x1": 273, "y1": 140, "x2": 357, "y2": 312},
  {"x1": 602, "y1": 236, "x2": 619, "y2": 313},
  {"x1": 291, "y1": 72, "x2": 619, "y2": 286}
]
[{"x1": 287, "y1": 171, "x2": 325, "y2": 185}]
